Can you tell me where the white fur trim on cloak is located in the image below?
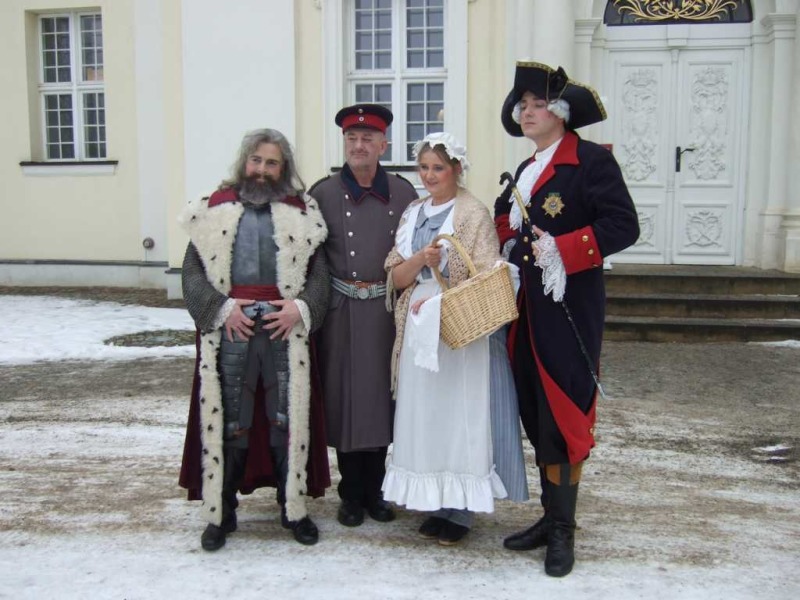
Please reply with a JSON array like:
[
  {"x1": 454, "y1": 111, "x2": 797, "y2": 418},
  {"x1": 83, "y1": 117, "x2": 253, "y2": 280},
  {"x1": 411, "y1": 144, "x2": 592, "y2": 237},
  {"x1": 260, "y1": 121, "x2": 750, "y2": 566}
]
[{"x1": 178, "y1": 193, "x2": 327, "y2": 525}]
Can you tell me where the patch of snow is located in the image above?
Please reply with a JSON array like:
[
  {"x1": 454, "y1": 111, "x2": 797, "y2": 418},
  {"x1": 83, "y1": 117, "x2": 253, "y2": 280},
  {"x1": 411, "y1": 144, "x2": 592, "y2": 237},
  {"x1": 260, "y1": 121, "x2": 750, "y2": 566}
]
[{"x1": 0, "y1": 295, "x2": 195, "y2": 365}]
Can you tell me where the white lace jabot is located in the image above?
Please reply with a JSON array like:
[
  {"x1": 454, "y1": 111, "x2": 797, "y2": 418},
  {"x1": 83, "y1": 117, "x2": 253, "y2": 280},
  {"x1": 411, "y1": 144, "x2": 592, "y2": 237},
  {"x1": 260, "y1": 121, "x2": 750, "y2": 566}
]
[{"x1": 509, "y1": 137, "x2": 562, "y2": 231}]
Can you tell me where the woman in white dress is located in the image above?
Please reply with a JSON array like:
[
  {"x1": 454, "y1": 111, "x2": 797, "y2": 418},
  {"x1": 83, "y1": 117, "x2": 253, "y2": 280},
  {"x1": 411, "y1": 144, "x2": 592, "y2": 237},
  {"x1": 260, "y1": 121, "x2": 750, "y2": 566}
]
[{"x1": 382, "y1": 133, "x2": 526, "y2": 545}]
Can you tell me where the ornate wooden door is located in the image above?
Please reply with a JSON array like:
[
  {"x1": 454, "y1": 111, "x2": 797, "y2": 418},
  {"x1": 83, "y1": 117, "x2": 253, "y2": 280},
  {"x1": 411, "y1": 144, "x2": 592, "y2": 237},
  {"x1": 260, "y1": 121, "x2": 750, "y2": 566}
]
[{"x1": 605, "y1": 48, "x2": 747, "y2": 264}]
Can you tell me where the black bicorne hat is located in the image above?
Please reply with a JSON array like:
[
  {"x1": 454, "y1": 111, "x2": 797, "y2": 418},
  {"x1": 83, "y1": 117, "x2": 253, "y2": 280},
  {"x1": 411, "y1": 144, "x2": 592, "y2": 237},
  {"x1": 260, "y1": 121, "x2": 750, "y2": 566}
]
[{"x1": 501, "y1": 61, "x2": 607, "y2": 136}]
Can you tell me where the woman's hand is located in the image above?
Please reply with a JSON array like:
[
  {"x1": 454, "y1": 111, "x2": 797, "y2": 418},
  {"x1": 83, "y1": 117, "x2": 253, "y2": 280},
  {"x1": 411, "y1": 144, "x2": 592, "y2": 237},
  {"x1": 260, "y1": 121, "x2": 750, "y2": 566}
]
[
  {"x1": 410, "y1": 297, "x2": 431, "y2": 315},
  {"x1": 422, "y1": 243, "x2": 442, "y2": 269},
  {"x1": 392, "y1": 244, "x2": 440, "y2": 290}
]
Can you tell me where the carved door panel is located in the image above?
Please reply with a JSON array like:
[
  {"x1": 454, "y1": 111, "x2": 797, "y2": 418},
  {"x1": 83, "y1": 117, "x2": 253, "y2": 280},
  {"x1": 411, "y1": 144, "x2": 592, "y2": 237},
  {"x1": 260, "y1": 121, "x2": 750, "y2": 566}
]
[{"x1": 605, "y1": 49, "x2": 745, "y2": 264}]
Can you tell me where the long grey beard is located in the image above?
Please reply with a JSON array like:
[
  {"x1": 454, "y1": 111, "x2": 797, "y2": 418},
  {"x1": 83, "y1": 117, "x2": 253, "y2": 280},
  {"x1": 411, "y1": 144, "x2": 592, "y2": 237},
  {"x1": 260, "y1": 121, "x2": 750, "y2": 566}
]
[{"x1": 239, "y1": 178, "x2": 292, "y2": 207}]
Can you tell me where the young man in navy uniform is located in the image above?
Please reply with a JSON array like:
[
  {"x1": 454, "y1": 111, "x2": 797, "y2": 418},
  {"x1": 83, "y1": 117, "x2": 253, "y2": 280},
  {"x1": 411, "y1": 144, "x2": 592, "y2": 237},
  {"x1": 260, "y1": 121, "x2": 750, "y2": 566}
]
[{"x1": 495, "y1": 62, "x2": 640, "y2": 577}]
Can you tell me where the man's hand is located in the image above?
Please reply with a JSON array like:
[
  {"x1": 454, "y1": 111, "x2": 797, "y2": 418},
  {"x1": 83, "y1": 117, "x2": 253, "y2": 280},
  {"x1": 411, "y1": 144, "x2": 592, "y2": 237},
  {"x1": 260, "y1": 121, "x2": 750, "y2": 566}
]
[
  {"x1": 224, "y1": 299, "x2": 256, "y2": 342},
  {"x1": 531, "y1": 225, "x2": 547, "y2": 260},
  {"x1": 263, "y1": 299, "x2": 302, "y2": 340}
]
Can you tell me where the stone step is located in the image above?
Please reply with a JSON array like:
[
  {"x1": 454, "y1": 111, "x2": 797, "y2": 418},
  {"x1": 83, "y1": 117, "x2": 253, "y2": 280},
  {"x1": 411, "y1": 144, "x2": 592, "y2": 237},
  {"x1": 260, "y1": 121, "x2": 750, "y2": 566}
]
[
  {"x1": 601, "y1": 264, "x2": 800, "y2": 342},
  {"x1": 605, "y1": 315, "x2": 800, "y2": 343},
  {"x1": 606, "y1": 292, "x2": 800, "y2": 319},
  {"x1": 604, "y1": 264, "x2": 800, "y2": 295}
]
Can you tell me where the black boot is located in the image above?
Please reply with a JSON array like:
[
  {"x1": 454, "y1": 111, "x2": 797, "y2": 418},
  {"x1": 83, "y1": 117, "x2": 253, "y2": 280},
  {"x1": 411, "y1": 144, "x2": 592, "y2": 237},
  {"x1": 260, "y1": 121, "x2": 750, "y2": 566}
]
[
  {"x1": 201, "y1": 447, "x2": 248, "y2": 551},
  {"x1": 272, "y1": 445, "x2": 320, "y2": 545},
  {"x1": 504, "y1": 466, "x2": 550, "y2": 551},
  {"x1": 336, "y1": 450, "x2": 365, "y2": 527},
  {"x1": 272, "y1": 444, "x2": 291, "y2": 528},
  {"x1": 290, "y1": 516, "x2": 320, "y2": 546},
  {"x1": 362, "y1": 448, "x2": 395, "y2": 523},
  {"x1": 544, "y1": 477, "x2": 579, "y2": 577},
  {"x1": 503, "y1": 514, "x2": 552, "y2": 551}
]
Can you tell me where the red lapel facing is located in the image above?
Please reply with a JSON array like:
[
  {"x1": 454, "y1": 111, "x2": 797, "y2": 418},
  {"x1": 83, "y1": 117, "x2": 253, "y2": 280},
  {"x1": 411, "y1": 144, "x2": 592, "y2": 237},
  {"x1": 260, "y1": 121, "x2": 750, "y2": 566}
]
[
  {"x1": 207, "y1": 188, "x2": 238, "y2": 207},
  {"x1": 280, "y1": 195, "x2": 306, "y2": 210},
  {"x1": 530, "y1": 131, "x2": 580, "y2": 198}
]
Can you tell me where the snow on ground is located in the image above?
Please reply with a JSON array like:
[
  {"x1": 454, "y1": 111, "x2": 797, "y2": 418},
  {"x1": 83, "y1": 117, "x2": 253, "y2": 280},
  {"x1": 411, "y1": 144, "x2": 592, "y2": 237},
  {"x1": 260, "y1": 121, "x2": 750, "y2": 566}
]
[
  {"x1": 0, "y1": 295, "x2": 195, "y2": 364},
  {"x1": 757, "y1": 339, "x2": 800, "y2": 348},
  {"x1": 1, "y1": 295, "x2": 799, "y2": 599}
]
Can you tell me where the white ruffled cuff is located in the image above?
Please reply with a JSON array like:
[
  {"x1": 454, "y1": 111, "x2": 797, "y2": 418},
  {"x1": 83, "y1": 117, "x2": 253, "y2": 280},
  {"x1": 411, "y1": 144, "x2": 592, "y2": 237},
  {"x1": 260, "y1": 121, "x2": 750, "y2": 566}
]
[
  {"x1": 534, "y1": 233, "x2": 566, "y2": 303},
  {"x1": 212, "y1": 297, "x2": 238, "y2": 330},
  {"x1": 294, "y1": 299, "x2": 311, "y2": 333}
]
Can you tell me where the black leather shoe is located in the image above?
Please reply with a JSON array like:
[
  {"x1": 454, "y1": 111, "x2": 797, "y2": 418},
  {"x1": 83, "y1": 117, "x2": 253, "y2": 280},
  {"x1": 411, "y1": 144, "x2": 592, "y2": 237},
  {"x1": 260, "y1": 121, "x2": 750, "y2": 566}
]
[
  {"x1": 438, "y1": 521, "x2": 470, "y2": 546},
  {"x1": 418, "y1": 516, "x2": 447, "y2": 540},
  {"x1": 201, "y1": 524, "x2": 226, "y2": 551},
  {"x1": 200, "y1": 512, "x2": 237, "y2": 551},
  {"x1": 290, "y1": 516, "x2": 319, "y2": 546},
  {"x1": 366, "y1": 498, "x2": 396, "y2": 523},
  {"x1": 544, "y1": 526, "x2": 575, "y2": 577},
  {"x1": 503, "y1": 514, "x2": 551, "y2": 551},
  {"x1": 337, "y1": 500, "x2": 365, "y2": 527}
]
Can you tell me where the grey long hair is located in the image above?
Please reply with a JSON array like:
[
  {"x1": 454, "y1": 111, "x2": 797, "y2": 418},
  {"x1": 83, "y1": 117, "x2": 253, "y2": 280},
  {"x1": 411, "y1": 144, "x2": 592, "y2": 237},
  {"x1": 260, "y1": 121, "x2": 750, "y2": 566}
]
[{"x1": 220, "y1": 128, "x2": 306, "y2": 193}]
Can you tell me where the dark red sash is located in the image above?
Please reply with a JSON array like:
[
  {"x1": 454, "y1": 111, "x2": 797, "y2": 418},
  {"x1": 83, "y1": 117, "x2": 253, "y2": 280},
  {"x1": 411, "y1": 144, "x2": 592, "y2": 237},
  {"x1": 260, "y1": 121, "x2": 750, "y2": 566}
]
[{"x1": 230, "y1": 284, "x2": 282, "y2": 301}]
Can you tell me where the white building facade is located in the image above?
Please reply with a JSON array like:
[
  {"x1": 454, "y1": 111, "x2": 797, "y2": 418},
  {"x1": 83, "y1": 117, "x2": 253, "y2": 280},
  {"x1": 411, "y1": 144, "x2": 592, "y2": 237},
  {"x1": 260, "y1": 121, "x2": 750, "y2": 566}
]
[{"x1": 1, "y1": 0, "x2": 798, "y2": 297}]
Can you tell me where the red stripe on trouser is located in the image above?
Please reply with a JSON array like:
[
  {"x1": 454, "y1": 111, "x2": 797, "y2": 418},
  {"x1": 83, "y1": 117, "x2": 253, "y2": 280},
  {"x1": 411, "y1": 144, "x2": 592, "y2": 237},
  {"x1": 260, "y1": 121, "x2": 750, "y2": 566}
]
[{"x1": 520, "y1": 289, "x2": 596, "y2": 464}]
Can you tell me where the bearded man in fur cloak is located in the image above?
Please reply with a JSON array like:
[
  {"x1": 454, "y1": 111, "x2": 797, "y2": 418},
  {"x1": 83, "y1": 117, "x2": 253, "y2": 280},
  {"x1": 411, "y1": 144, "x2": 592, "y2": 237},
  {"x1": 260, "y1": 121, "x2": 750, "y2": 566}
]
[{"x1": 178, "y1": 128, "x2": 331, "y2": 550}]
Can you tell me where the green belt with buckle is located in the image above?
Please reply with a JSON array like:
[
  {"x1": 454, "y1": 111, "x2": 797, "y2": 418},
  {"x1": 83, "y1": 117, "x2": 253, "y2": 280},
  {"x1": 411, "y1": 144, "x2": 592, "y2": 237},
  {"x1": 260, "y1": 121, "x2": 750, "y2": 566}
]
[{"x1": 331, "y1": 276, "x2": 387, "y2": 300}]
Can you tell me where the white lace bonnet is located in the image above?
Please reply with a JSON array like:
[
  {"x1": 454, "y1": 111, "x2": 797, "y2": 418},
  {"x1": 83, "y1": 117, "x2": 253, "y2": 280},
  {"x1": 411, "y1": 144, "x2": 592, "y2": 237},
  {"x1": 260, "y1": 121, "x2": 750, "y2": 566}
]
[{"x1": 411, "y1": 132, "x2": 471, "y2": 172}]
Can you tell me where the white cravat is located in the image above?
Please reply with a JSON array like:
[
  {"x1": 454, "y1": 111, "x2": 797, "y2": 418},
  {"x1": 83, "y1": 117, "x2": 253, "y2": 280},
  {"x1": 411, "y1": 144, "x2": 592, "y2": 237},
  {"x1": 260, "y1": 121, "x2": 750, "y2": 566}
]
[{"x1": 509, "y1": 138, "x2": 562, "y2": 231}]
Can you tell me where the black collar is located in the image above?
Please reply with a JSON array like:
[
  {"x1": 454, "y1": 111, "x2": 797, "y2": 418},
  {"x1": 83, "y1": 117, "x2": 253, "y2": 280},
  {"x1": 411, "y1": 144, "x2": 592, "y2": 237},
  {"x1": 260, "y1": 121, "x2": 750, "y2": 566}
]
[{"x1": 340, "y1": 163, "x2": 390, "y2": 204}]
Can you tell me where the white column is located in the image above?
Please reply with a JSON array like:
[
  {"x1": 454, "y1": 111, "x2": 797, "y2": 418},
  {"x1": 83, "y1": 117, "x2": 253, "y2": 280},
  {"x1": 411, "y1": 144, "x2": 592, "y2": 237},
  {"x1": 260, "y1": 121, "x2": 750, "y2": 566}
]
[
  {"x1": 134, "y1": 0, "x2": 167, "y2": 269},
  {"x1": 529, "y1": 0, "x2": 575, "y2": 71},
  {"x1": 573, "y1": 18, "x2": 600, "y2": 84},
  {"x1": 760, "y1": 12, "x2": 797, "y2": 270},
  {"x1": 506, "y1": 0, "x2": 536, "y2": 65},
  {"x1": 573, "y1": 18, "x2": 602, "y2": 142},
  {"x1": 782, "y1": 6, "x2": 800, "y2": 272},
  {"x1": 504, "y1": 0, "x2": 576, "y2": 166}
]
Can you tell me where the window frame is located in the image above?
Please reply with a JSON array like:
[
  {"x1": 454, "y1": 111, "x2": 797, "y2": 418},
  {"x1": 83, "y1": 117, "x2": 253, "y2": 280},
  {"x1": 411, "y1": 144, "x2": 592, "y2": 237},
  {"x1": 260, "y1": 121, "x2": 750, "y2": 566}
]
[
  {"x1": 322, "y1": 0, "x2": 467, "y2": 172},
  {"x1": 37, "y1": 11, "x2": 106, "y2": 162},
  {"x1": 346, "y1": 0, "x2": 448, "y2": 165}
]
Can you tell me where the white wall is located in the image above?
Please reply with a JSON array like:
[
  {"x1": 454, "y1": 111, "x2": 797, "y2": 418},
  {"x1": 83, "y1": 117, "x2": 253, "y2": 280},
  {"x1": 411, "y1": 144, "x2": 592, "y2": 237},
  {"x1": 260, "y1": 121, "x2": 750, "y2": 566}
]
[
  {"x1": 181, "y1": 0, "x2": 297, "y2": 203},
  {"x1": 135, "y1": 0, "x2": 168, "y2": 263}
]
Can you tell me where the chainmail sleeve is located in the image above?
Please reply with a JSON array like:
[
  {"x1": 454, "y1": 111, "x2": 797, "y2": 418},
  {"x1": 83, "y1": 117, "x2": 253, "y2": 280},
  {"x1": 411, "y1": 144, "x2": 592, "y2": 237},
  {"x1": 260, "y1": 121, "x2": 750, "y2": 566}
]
[
  {"x1": 181, "y1": 242, "x2": 229, "y2": 332},
  {"x1": 296, "y1": 248, "x2": 330, "y2": 333}
]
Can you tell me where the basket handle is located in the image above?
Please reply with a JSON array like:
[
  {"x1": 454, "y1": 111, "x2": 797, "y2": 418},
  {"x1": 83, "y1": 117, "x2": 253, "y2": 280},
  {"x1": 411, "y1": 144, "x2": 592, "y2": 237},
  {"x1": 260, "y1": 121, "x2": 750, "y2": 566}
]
[{"x1": 430, "y1": 233, "x2": 477, "y2": 290}]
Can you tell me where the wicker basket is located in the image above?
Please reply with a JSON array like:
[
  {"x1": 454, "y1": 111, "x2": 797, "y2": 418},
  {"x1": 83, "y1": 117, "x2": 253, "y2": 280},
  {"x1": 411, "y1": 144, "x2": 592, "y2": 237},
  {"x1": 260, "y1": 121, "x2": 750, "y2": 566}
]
[{"x1": 431, "y1": 233, "x2": 518, "y2": 349}]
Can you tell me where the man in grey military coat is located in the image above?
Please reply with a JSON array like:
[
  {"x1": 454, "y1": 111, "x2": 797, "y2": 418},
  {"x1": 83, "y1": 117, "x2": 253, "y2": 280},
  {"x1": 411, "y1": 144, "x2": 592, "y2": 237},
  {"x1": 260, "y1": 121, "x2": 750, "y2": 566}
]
[{"x1": 310, "y1": 104, "x2": 417, "y2": 527}]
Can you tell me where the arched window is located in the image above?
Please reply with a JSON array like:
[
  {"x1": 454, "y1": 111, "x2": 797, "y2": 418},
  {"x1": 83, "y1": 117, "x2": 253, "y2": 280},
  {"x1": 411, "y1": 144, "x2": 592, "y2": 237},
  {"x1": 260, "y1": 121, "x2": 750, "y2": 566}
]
[{"x1": 604, "y1": 0, "x2": 753, "y2": 26}]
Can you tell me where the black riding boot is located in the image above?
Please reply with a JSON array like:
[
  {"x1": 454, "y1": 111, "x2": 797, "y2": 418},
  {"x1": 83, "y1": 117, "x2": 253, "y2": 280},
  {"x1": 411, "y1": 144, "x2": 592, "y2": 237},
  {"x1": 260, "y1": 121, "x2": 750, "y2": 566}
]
[
  {"x1": 544, "y1": 468, "x2": 579, "y2": 577},
  {"x1": 362, "y1": 448, "x2": 394, "y2": 523},
  {"x1": 504, "y1": 466, "x2": 551, "y2": 551},
  {"x1": 271, "y1": 444, "x2": 319, "y2": 546},
  {"x1": 201, "y1": 447, "x2": 248, "y2": 551}
]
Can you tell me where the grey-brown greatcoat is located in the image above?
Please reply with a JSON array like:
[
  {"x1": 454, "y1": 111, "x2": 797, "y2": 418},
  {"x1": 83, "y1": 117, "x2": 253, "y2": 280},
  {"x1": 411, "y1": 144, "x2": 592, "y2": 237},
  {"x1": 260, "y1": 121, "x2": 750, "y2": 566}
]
[{"x1": 310, "y1": 167, "x2": 417, "y2": 452}]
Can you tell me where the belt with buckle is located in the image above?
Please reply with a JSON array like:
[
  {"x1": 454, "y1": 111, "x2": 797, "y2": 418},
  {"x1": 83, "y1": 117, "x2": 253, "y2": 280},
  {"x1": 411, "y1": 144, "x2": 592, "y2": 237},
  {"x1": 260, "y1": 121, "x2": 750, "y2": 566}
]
[{"x1": 331, "y1": 276, "x2": 387, "y2": 300}]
